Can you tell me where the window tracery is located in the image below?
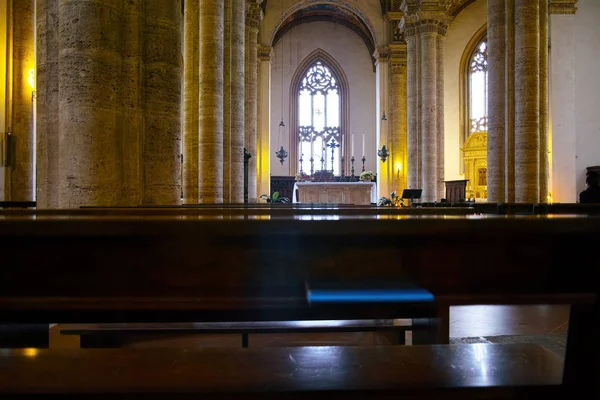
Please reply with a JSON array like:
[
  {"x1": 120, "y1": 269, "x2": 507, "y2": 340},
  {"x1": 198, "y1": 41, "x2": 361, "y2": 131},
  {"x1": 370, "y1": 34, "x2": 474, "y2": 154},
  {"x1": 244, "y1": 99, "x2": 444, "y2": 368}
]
[{"x1": 297, "y1": 61, "x2": 341, "y2": 175}]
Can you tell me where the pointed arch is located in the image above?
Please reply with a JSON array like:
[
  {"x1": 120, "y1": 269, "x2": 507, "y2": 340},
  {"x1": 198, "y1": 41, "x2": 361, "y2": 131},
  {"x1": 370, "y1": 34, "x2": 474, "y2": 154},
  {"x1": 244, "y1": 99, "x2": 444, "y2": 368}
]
[{"x1": 289, "y1": 49, "x2": 350, "y2": 176}]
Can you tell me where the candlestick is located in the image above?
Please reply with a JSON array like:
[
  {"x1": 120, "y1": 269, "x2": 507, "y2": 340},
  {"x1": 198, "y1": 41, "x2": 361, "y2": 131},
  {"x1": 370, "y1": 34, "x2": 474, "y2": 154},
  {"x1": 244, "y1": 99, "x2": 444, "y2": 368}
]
[
  {"x1": 351, "y1": 156, "x2": 355, "y2": 178},
  {"x1": 362, "y1": 133, "x2": 365, "y2": 157},
  {"x1": 341, "y1": 155, "x2": 345, "y2": 177},
  {"x1": 361, "y1": 156, "x2": 366, "y2": 172}
]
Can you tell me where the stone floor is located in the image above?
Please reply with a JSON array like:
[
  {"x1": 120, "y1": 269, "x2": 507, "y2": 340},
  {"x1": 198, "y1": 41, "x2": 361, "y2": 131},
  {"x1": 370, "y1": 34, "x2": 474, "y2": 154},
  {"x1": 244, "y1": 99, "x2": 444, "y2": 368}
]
[{"x1": 449, "y1": 304, "x2": 569, "y2": 337}]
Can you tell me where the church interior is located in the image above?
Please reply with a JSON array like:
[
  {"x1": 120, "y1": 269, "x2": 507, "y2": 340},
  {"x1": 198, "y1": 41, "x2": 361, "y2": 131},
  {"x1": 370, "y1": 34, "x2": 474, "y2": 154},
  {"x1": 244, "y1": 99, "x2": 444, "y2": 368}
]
[{"x1": 0, "y1": 0, "x2": 598, "y2": 398}]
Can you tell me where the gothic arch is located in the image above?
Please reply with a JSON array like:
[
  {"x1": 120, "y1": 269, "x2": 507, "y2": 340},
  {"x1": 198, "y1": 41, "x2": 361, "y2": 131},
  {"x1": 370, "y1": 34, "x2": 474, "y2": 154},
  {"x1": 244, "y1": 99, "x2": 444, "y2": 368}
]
[
  {"x1": 289, "y1": 49, "x2": 350, "y2": 176},
  {"x1": 268, "y1": 1, "x2": 378, "y2": 67}
]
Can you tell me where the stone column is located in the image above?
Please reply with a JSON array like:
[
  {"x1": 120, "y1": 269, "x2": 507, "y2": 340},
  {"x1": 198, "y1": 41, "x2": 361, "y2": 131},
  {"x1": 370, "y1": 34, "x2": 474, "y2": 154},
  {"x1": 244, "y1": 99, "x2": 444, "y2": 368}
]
[
  {"x1": 198, "y1": 0, "x2": 224, "y2": 203},
  {"x1": 419, "y1": 20, "x2": 438, "y2": 202},
  {"x1": 257, "y1": 46, "x2": 272, "y2": 201},
  {"x1": 505, "y1": 0, "x2": 515, "y2": 202},
  {"x1": 389, "y1": 44, "x2": 408, "y2": 195},
  {"x1": 143, "y1": 0, "x2": 182, "y2": 205},
  {"x1": 245, "y1": 1, "x2": 261, "y2": 203},
  {"x1": 57, "y1": 0, "x2": 124, "y2": 207},
  {"x1": 183, "y1": 0, "x2": 199, "y2": 203},
  {"x1": 539, "y1": 0, "x2": 549, "y2": 202},
  {"x1": 36, "y1": 0, "x2": 60, "y2": 208},
  {"x1": 436, "y1": 24, "x2": 446, "y2": 201},
  {"x1": 514, "y1": 0, "x2": 540, "y2": 202},
  {"x1": 487, "y1": 0, "x2": 506, "y2": 202},
  {"x1": 374, "y1": 47, "x2": 391, "y2": 198},
  {"x1": 230, "y1": 0, "x2": 246, "y2": 203},
  {"x1": 404, "y1": 23, "x2": 419, "y2": 190},
  {"x1": 8, "y1": 0, "x2": 35, "y2": 202},
  {"x1": 223, "y1": 0, "x2": 232, "y2": 203},
  {"x1": 121, "y1": 0, "x2": 143, "y2": 205}
]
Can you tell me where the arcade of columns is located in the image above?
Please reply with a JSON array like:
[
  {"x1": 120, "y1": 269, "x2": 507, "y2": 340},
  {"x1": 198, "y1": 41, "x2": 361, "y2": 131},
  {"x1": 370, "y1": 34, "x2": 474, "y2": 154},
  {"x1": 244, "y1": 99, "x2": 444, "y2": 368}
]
[
  {"x1": 2, "y1": 0, "x2": 573, "y2": 207},
  {"x1": 4, "y1": 0, "x2": 263, "y2": 207}
]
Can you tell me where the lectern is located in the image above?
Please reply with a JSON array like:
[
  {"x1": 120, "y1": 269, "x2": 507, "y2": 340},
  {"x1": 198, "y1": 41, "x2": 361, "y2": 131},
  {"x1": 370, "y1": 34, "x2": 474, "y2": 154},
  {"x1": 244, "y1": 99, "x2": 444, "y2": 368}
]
[{"x1": 444, "y1": 179, "x2": 468, "y2": 203}]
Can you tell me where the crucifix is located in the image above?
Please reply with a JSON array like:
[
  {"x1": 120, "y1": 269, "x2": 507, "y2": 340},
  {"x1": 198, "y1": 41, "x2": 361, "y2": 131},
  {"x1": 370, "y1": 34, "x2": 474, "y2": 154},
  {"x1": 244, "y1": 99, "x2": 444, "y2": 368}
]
[{"x1": 327, "y1": 140, "x2": 340, "y2": 173}]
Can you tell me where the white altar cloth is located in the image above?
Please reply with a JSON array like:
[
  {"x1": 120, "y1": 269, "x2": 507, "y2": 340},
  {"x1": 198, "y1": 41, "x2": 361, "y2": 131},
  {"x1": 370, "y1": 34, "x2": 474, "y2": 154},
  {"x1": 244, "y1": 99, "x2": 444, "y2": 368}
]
[{"x1": 292, "y1": 182, "x2": 377, "y2": 205}]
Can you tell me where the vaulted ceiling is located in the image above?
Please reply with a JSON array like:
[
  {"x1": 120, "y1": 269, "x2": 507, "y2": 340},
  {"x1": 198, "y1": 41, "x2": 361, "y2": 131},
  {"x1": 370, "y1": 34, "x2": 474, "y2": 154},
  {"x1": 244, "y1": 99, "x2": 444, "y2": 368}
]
[{"x1": 269, "y1": 3, "x2": 377, "y2": 67}]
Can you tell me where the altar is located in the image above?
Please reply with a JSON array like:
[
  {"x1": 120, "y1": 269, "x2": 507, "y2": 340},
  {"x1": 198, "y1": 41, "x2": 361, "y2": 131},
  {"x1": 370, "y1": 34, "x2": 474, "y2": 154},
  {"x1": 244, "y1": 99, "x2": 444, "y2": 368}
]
[{"x1": 292, "y1": 182, "x2": 377, "y2": 205}]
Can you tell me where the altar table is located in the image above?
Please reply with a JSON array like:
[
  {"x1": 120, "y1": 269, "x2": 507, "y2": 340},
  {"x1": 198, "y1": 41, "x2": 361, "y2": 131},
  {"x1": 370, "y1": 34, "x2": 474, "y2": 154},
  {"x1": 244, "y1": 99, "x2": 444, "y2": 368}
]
[{"x1": 292, "y1": 182, "x2": 377, "y2": 205}]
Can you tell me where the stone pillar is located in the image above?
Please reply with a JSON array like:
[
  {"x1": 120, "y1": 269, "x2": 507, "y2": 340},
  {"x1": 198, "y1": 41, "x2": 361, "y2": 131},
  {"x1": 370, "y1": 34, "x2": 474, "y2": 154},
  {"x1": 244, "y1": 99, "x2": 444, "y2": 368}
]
[
  {"x1": 121, "y1": 0, "x2": 143, "y2": 205},
  {"x1": 223, "y1": 0, "x2": 232, "y2": 203},
  {"x1": 198, "y1": 0, "x2": 224, "y2": 203},
  {"x1": 35, "y1": 0, "x2": 59, "y2": 208},
  {"x1": 230, "y1": 0, "x2": 246, "y2": 203},
  {"x1": 539, "y1": 0, "x2": 549, "y2": 202},
  {"x1": 514, "y1": 0, "x2": 540, "y2": 202},
  {"x1": 487, "y1": 0, "x2": 506, "y2": 202},
  {"x1": 404, "y1": 23, "x2": 419, "y2": 190},
  {"x1": 143, "y1": 0, "x2": 182, "y2": 205},
  {"x1": 8, "y1": 0, "x2": 35, "y2": 202},
  {"x1": 183, "y1": 0, "x2": 199, "y2": 203},
  {"x1": 389, "y1": 44, "x2": 408, "y2": 195},
  {"x1": 57, "y1": 0, "x2": 124, "y2": 207},
  {"x1": 245, "y1": 1, "x2": 261, "y2": 203},
  {"x1": 505, "y1": 0, "x2": 515, "y2": 202},
  {"x1": 257, "y1": 46, "x2": 272, "y2": 201},
  {"x1": 419, "y1": 20, "x2": 438, "y2": 202},
  {"x1": 436, "y1": 24, "x2": 446, "y2": 201},
  {"x1": 374, "y1": 47, "x2": 391, "y2": 198}
]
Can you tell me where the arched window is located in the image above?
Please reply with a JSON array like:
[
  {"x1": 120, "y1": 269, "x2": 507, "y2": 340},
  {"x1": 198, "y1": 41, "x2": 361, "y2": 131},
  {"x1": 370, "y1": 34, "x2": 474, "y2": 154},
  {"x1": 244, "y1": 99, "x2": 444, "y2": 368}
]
[
  {"x1": 459, "y1": 27, "x2": 488, "y2": 198},
  {"x1": 298, "y1": 61, "x2": 340, "y2": 175},
  {"x1": 467, "y1": 38, "x2": 488, "y2": 137},
  {"x1": 459, "y1": 26, "x2": 488, "y2": 175},
  {"x1": 291, "y1": 50, "x2": 348, "y2": 177}
]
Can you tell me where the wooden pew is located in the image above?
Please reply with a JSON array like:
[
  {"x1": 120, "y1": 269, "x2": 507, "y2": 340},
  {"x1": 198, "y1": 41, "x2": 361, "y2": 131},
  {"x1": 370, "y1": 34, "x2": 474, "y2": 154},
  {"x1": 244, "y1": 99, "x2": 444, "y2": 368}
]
[
  {"x1": 0, "y1": 344, "x2": 565, "y2": 399},
  {"x1": 0, "y1": 210, "x2": 597, "y2": 397},
  {"x1": 59, "y1": 319, "x2": 417, "y2": 348}
]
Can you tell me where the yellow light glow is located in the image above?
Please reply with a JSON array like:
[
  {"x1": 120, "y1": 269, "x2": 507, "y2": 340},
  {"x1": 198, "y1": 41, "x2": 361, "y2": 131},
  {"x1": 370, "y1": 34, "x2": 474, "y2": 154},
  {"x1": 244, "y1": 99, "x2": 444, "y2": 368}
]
[
  {"x1": 27, "y1": 68, "x2": 35, "y2": 90},
  {"x1": 23, "y1": 348, "x2": 38, "y2": 358},
  {"x1": 395, "y1": 162, "x2": 402, "y2": 172},
  {"x1": 547, "y1": 193, "x2": 553, "y2": 204}
]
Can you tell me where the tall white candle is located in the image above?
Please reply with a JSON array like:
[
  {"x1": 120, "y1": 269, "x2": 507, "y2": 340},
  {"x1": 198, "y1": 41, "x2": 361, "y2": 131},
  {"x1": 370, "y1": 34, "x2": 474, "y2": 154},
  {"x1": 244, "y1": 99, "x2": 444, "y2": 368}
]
[
  {"x1": 351, "y1": 132, "x2": 354, "y2": 157},
  {"x1": 341, "y1": 135, "x2": 344, "y2": 157},
  {"x1": 362, "y1": 134, "x2": 365, "y2": 157}
]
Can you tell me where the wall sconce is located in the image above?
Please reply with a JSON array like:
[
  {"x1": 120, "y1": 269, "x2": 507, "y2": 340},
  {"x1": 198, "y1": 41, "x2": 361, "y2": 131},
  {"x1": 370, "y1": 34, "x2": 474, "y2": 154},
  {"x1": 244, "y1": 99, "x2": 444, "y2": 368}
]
[
  {"x1": 395, "y1": 162, "x2": 402, "y2": 178},
  {"x1": 27, "y1": 68, "x2": 35, "y2": 90},
  {"x1": 381, "y1": 112, "x2": 387, "y2": 121},
  {"x1": 377, "y1": 145, "x2": 389, "y2": 163}
]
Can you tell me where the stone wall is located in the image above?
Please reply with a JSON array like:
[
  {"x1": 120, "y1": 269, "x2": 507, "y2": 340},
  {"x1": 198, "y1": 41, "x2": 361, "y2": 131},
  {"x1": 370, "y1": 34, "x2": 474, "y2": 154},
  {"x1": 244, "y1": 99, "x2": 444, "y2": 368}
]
[{"x1": 269, "y1": 22, "x2": 376, "y2": 177}]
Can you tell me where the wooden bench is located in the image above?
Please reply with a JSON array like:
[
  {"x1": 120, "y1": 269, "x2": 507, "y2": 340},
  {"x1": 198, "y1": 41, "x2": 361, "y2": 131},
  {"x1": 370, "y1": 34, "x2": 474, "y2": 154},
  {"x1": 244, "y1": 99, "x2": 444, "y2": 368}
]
[
  {"x1": 0, "y1": 201, "x2": 36, "y2": 209},
  {"x1": 0, "y1": 343, "x2": 565, "y2": 398},
  {"x1": 59, "y1": 319, "x2": 420, "y2": 348},
  {"x1": 0, "y1": 210, "x2": 597, "y2": 396}
]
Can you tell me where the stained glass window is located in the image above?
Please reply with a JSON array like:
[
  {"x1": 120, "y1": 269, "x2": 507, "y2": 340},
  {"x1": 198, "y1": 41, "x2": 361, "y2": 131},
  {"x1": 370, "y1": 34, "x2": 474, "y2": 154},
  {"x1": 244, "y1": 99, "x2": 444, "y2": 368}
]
[
  {"x1": 468, "y1": 39, "x2": 488, "y2": 135},
  {"x1": 297, "y1": 61, "x2": 341, "y2": 175}
]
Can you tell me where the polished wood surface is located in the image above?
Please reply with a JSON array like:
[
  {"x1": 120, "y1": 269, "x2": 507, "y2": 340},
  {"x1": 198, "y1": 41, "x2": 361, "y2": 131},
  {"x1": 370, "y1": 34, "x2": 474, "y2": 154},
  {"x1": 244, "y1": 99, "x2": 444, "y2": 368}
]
[
  {"x1": 0, "y1": 212, "x2": 597, "y2": 322},
  {"x1": 0, "y1": 344, "x2": 562, "y2": 396}
]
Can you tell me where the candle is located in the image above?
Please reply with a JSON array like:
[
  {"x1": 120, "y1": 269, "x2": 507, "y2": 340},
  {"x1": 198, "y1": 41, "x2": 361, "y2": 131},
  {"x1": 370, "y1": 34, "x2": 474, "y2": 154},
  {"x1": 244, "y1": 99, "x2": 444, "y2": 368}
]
[
  {"x1": 362, "y1": 133, "x2": 365, "y2": 157},
  {"x1": 351, "y1": 132, "x2": 355, "y2": 156},
  {"x1": 341, "y1": 135, "x2": 344, "y2": 157}
]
